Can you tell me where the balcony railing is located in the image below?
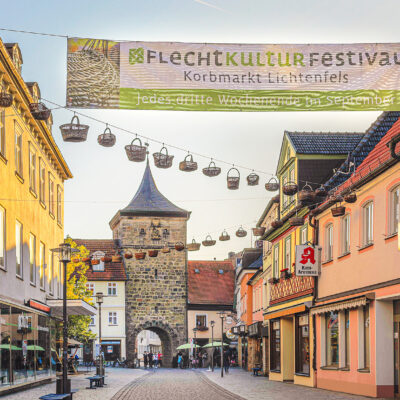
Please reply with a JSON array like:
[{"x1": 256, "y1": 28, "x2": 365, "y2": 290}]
[{"x1": 269, "y1": 275, "x2": 314, "y2": 304}]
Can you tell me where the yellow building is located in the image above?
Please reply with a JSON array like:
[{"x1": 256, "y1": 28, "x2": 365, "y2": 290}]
[
  {"x1": 0, "y1": 38, "x2": 72, "y2": 392},
  {"x1": 264, "y1": 131, "x2": 365, "y2": 387}
]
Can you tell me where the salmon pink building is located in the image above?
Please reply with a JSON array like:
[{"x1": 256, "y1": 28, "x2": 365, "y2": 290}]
[{"x1": 312, "y1": 112, "x2": 400, "y2": 397}]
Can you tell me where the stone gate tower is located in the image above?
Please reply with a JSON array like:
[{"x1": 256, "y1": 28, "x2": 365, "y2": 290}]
[{"x1": 109, "y1": 161, "x2": 190, "y2": 367}]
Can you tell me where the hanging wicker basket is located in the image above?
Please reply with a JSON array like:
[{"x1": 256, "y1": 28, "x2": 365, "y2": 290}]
[
  {"x1": 60, "y1": 114, "x2": 89, "y2": 142},
  {"x1": 125, "y1": 137, "x2": 147, "y2": 162},
  {"x1": 265, "y1": 177, "x2": 279, "y2": 192},
  {"x1": 135, "y1": 251, "x2": 146, "y2": 260},
  {"x1": 30, "y1": 102, "x2": 51, "y2": 121},
  {"x1": 331, "y1": 205, "x2": 346, "y2": 217},
  {"x1": 227, "y1": 167, "x2": 240, "y2": 190},
  {"x1": 161, "y1": 244, "x2": 170, "y2": 253},
  {"x1": 272, "y1": 194, "x2": 280, "y2": 203},
  {"x1": 175, "y1": 242, "x2": 185, "y2": 251},
  {"x1": 71, "y1": 257, "x2": 80, "y2": 263},
  {"x1": 289, "y1": 216, "x2": 304, "y2": 226},
  {"x1": 148, "y1": 250, "x2": 159, "y2": 257},
  {"x1": 271, "y1": 219, "x2": 283, "y2": 229},
  {"x1": 91, "y1": 259, "x2": 100, "y2": 266},
  {"x1": 187, "y1": 239, "x2": 201, "y2": 251},
  {"x1": 247, "y1": 173, "x2": 259, "y2": 186},
  {"x1": 298, "y1": 183, "x2": 315, "y2": 205},
  {"x1": 219, "y1": 230, "x2": 230, "y2": 241},
  {"x1": 124, "y1": 251, "x2": 133, "y2": 259},
  {"x1": 153, "y1": 146, "x2": 174, "y2": 169},
  {"x1": 112, "y1": 254, "x2": 122, "y2": 263},
  {"x1": 82, "y1": 257, "x2": 91, "y2": 263},
  {"x1": 252, "y1": 227, "x2": 266, "y2": 236},
  {"x1": 329, "y1": 193, "x2": 343, "y2": 204},
  {"x1": 98, "y1": 126, "x2": 116, "y2": 147},
  {"x1": 344, "y1": 192, "x2": 357, "y2": 204},
  {"x1": 179, "y1": 154, "x2": 198, "y2": 172},
  {"x1": 236, "y1": 226, "x2": 247, "y2": 238},
  {"x1": 202, "y1": 235, "x2": 216, "y2": 246},
  {"x1": 101, "y1": 256, "x2": 112, "y2": 263},
  {"x1": 282, "y1": 181, "x2": 298, "y2": 196},
  {"x1": 0, "y1": 91, "x2": 13, "y2": 107},
  {"x1": 315, "y1": 185, "x2": 328, "y2": 198},
  {"x1": 202, "y1": 160, "x2": 221, "y2": 177}
]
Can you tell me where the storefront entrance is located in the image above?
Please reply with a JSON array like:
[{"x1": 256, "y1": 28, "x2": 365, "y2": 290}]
[
  {"x1": 101, "y1": 340, "x2": 121, "y2": 361},
  {"x1": 241, "y1": 337, "x2": 248, "y2": 370}
]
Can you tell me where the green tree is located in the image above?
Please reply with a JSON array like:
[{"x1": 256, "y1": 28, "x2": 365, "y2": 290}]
[{"x1": 65, "y1": 237, "x2": 96, "y2": 343}]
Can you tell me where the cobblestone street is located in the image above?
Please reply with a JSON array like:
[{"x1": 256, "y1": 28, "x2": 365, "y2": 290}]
[{"x1": 1, "y1": 367, "x2": 386, "y2": 400}]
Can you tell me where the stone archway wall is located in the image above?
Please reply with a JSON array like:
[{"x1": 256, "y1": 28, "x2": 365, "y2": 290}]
[{"x1": 127, "y1": 320, "x2": 181, "y2": 367}]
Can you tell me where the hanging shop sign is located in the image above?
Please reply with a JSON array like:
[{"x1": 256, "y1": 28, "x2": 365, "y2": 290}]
[
  {"x1": 67, "y1": 38, "x2": 400, "y2": 111},
  {"x1": 295, "y1": 245, "x2": 322, "y2": 276}
]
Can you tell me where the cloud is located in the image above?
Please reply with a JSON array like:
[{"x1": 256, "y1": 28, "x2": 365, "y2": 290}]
[{"x1": 194, "y1": 0, "x2": 226, "y2": 12}]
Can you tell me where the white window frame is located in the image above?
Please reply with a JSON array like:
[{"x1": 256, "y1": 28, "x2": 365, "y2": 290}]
[
  {"x1": 14, "y1": 121, "x2": 23, "y2": 177},
  {"x1": 325, "y1": 224, "x2": 333, "y2": 261},
  {"x1": 39, "y1": 158, "x2": 46, "y2": 204},
  {"x1": 363, "y1": 202, "x2": 374, "y2": 246},
  {"x1": 49, "y1": 251, "x2": 54, "y2": 294},
  {"x1": 195, "y1": 314, "x2": 207, "y2": 328},
  {"x1": 273, "y1": 244, "x2": 279, "y2": 278},
  {"x1": 57, "y1": 185, "x2": 62, "y2": 225},
  {"x1": 300, "y1": 225, "x2": 308, "y2": 245},
  {"x1": 86, "y1": 282, "x2": 95, "y2": 296},
  {"x1": 39, "y1": 241, "x2": 45, "y2": 289},
  {"x1": 49, "y1": 174, "x2": 55, "y2": 216},
  {"x1": 341, "y1": 215, "x2": 350, "y2": 255},
  {"x1": 15, "y1": 220, "x2": 22, "y2": 277},
  {"x1": 29, "y1": 145, "x2": 37, "y2": 193},
  {"x1": 284, "y1": 236, "x2": 291, "y2": 269},
  {"x1": 389, "y1": 185, "x2": 400, "y2": 235},
  {"x1": 107, "y1": 282, "x2": 117, "y2": 296},
  {"x1": 29, "y1": 233, "x2": 36, "y2": 284},
  {"x1": 0, "y1": 206, "x2": 5, "y2": 270},
  {"x1": 108, "y1": 311, "x2": 117, "y2": 326}
]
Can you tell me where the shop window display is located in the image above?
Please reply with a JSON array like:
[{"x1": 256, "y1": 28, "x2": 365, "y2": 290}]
[
  {"x1": 326, "y1": 311, "x2": 339, "y2": 367},
  {"x1": 270, "y1": 320, "x2": 281, "y2": 371},
  {"x1": 295, "y1": 314, "x2": 310, "y2": 375},
  {"x1": 0, "y1": 303, "x2": 11, "y2": 386}
]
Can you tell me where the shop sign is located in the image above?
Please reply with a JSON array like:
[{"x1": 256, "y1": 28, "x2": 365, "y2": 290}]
[
  {"x1": 298, "y1": 315, "x2": 309, "y2": 326},
  {"x1": 226, "y1": 329, "x2": 236, "y2": 340},
  {"x1": 107, "y1": 345, "x2": 113, "y2": 353},
  {"x1": 295, "y1": 245, "x2": 322, "y2": 276},
  {"x1": 226, "y1": 316, "x2": 233, "y2": 325},
  {"x1": 67, "y1": 38, "x2": 400, "y2": 112}
]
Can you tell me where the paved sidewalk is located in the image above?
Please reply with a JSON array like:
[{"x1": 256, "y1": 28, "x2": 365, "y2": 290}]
[
  {"x1": 1, "y1": 367, "x2": 148, "y2": 400},
  {"x1": 201, "y1": 368, "x2": 379, "y2": 400}
]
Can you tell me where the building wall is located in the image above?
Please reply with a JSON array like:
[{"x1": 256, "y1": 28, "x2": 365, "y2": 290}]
[
  {"x1": 239, "y1": 273, "x2": 254, "y2": 325},
  {"x1": 187, "y1": 309, "x2": 233, "y2": 341},
  {"x1": 112, "y1": 215, "x2": 188, "y2": 366},
  {"x1": 88, "y1": 280, "x2": 126, "y2": 358}
]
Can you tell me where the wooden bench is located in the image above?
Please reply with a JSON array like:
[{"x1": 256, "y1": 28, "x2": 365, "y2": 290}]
[{"x1": 86, "y1": 375, "x2": 105, "y2": 389}]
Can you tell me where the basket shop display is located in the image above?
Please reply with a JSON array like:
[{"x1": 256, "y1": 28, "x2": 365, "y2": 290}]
[
  {"x1": 135, "y1": 250, "x2": 146, "y2": 260},
  {"x1": 60, "y1": 114, "x2": 89, "y2": 142},
  {"x1": 0, "y1": 90, "x2": 13, "y2": 107},
  {"x1": 179, "y1": 154, "x2": 198, "y2": 172},
  {"x1": 187, "y1": 239, "x2": 201, "y2": 251},
  {"x1": 124, "y1": 251, "x2": 133, "y2": 259},
  {"x1": 202, "y1": 160, "x2": 221, "y2": 177},
  {"x1": 161, "y1": 243, "x2": 170, "y2": 253},
  {"x1": 344, "y1": 191, "x2": 357, "y2": 203},
  {"x1": 219, "y1": 230, "x2": 230, "y2": 241},
  {"x1": 271, "y1": 219, "x2": 283, "y2": 229},
  {"x1": 202, "y1": 235, "x2": 216, "y2": 247},
  {"x1": 246, "y1": 172, "x2": 259, "y2": 186},
  {"x1": 125, "y1": 137, "x2": 148, "y2": 162},
  {"x1": 174, "y1": 242, "x2": 185, "y2": 251},
  {"x1": 101, "y1": 256, "x2": 112, "y2": 263},
  {"x1": 252, "y1": 227, "x2": 266, "y2": 236},
  {"x1": 153, "y1": 145, "x2": 174, "y2": 169},
  {"x1": 298, "y1": 183, "x2": 315, "y2": 205},
  {"x1": 112, "y1": 253, "x2": 122, "y2": 262},
  {"x1": 289, "y1": 215, "x2": 304, "y2": 227},
  {"x1": 282, "y1": 181, "x2": 298, "y2": 196},
  {"x1": 331, "y1": 204, "x2": 346, "y2": 217},
  {"x1": 30, "y1": 102, "x2": 51, "y2": 121},
  {"x1": 148, "y1": 250, "x2": 159, "y2": 257},
  {"x1": 315, "y1": 185, "x2": 328, "y2": 198},
  {"x1": 98, "y1": 125, "x2": 116, "y2": 147},
  {"x1": 236, "y1": 226, "x2": 247, "y2": 238},
  {"x1": 227, "y1": 167, "x2": 240, "y2": 190},
  {"x1": 265, "y1": 177, "x2": 279, "y2": 192}
]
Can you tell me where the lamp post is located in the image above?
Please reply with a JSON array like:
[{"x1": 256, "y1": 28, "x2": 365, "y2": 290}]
[
  {"x1": 51, "y1": 242, "x2": 72, "y2": 395},
  {"x1": 95, "y1": 292, "x2": 104, "y2": 376},
  {"x1": 210, "y1": 320, "x2": 215, "y2": 372},
  {"x1": 217, "y1": 311, "x2": 226, "y2": 378},
  {"x1": 193, "y1": 327, "x2": 198, "y2": 368}
]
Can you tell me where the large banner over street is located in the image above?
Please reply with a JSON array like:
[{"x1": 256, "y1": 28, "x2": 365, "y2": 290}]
[{"x1": 66, "y1": 38, "x2": 400, "y2": 111}]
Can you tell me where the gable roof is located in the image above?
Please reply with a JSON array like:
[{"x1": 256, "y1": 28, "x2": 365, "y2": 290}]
[
  {"x1": 286, "y1": 131, "x2": 365, "y2": 155},
  {"x1": 325, "y1": 111, "x2": 400, "y2": 190},
  {"x1": 188, "y1": 260, "x2": 235, "y2": 305},
  {"x1": 73, "y1": 239, "x2": 127, "y2": 281}
]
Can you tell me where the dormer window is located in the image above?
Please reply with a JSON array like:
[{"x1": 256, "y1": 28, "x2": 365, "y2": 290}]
[{"x1": 92, "y1": 251, "x2": 105, "y2": 271}]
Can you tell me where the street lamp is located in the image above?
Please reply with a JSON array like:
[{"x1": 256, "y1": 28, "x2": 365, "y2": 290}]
[
  {"x1": 217, "y1": 311, "x2": 226, "y2": 378},
  {"x1": 51, "y1": 242, "x2": 72, "y2": 395},
  {"x1": 210, "y1": 320, "x2": 215, "y2": 372},
  {"x1": 193, "y1": 327, "x2": 198, "y2": 368},
  {"x1": 95, "y1": 292, "x2": 105, "y2": 376}
]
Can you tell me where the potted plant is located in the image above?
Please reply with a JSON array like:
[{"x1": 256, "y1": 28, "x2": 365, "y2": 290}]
[
  {"x1": 268, "y1": 277, "x2": 279, "y2": 284},
  {"x1": 280, "y1": 268, "x2": 291, "y2": 279},
  {"x1": 271, "y1": 219, "x2": 283, "y2": 229},
  {"x1": 91, "y1": 259, "x2": 100, "y2": 266},
  {"x1": 82, "y1": 257, "x2": 90, "y2": 263}
]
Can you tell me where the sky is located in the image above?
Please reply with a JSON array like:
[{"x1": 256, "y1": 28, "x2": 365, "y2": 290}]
[{"x1": 1, "y1": 0, "x2": 398, "y2": 260}]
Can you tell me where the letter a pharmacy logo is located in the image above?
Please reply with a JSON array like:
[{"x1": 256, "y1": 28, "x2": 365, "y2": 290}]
[{"x1": 129, "y1": 48, "x2": 144, "y2": 65}]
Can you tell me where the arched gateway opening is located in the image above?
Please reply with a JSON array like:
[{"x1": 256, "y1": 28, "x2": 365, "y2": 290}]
[{"x1": 130, "y1": 321, "x2": 181, "y2": 367}]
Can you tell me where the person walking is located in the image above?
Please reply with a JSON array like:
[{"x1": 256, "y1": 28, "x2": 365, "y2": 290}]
[
  {"x1": 148, "y1": 351, "x2": 154, "y2": 368},
  {"x1": 153, "y1": 352, "x2": 158, "y2": 368},
  {"x1": 158, "y1": 351, "x2": 162, "y2": 368},
  {"x1": 177, "y1": 352, "x2": 183, "y2": 369},
  {"x1": 143, "y1": 351, "x2": 148, "y2": 369},
  {"x1": 223, "y1": 349, "x2": 230, "y2": 374}
]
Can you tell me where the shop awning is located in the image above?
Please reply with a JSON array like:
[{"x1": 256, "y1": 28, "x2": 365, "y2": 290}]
[
  {"x1": 311, "y1": 296, "x2": 368, "y2": 315},
  {"x1": 264, "y1": 304, "x2": 306, "y2": 320},
  {"x1": 47, "y1": 299, "x2": 96, "y2": 318}
]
